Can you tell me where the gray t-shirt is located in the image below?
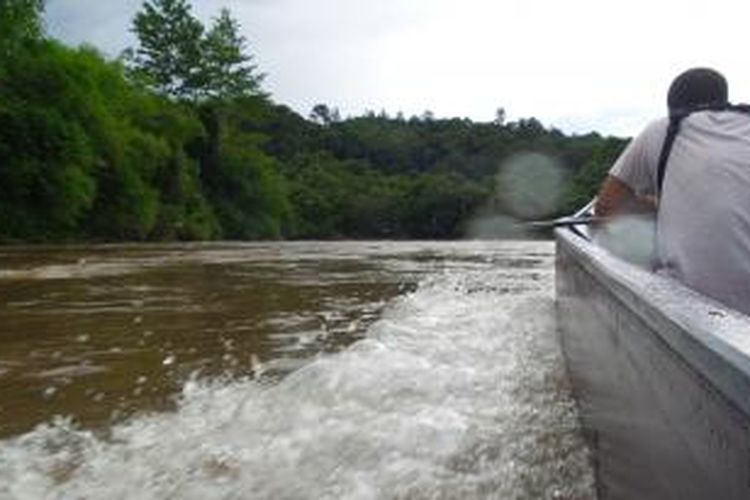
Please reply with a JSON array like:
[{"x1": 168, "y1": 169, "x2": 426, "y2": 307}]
[{"x1": 610, "y1": 110, "x2": 750, "y2": 315}]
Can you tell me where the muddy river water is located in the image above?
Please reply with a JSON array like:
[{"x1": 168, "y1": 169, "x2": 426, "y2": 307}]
[{"x1": 0, "y1": 241, "x2": 594, "y2": 499}]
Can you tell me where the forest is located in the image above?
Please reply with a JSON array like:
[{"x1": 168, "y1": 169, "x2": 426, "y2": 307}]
[{"x1": 0, "y1": 0, "x2": 628, "y2": 242}]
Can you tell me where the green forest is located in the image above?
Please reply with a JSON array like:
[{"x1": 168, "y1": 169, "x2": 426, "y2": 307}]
[{"x1": 0, "y1": 0, "x2": 628, "y2": 242}]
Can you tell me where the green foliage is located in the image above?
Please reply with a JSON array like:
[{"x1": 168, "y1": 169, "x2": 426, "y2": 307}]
[
  {"x1": 283, "y1": 153, "x2": 362, "y2": 238},
  {"x1": 0, "y1": 0, "x2": 625, "y2": 243},
  {"x1": 402, "y1": 173, "x2": 488, "y2": 238},
  {"x1": 0, "y1": 41, "x2": 98, "y2": 240},
  {"x1": 281, "y1": 152, "x2": 487, "y2": 240},
  {"x1": 561, "y1": 137, "x2": 628, "y2": 213},
  {"x1": 198, "y1": 100, "x2": 288, "y2": 239},
  {"x1": 0, "y1": 0, "x2": 44, "y2": 59},
  {"x1": 274, "y1": 110, "x2": 624, "y2": 239},
  {"x1": 0, "y1": 38, "x2": 218, "y2": 241}
]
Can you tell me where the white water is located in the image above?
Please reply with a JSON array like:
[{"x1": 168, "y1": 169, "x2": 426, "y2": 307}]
[{"x1": 0, "y1": 243, "x2": 594, "y2": 499}]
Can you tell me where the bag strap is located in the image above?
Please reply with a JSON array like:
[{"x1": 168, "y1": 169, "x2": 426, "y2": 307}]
[
  {"x1": 656, "y1": 103, "x2": 750, "y2": 195},
  {"x1": 656, "y1": 116, "x2": 683, "y2": 195}
]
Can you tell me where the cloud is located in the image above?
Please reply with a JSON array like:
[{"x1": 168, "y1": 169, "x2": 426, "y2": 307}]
[
  {"x1": 43, "y1": 0, "x2": 750, "y2": 136},
  {"x1": 45, "y1": 0, "x2": 141, "y2": 55}
]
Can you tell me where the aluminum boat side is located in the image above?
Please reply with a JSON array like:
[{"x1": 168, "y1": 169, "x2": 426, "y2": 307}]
[{"x1": 556, "y1": 225, "x2": 750, "y2": 500}]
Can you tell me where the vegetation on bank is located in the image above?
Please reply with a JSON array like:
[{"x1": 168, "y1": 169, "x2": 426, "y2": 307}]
[{"x1": 0, "y1": 0, "x2": 627, "y2": 242}]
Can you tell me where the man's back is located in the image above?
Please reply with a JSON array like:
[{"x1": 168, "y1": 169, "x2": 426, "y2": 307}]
[
  {"x1": 598, "y1": 68, "x2": 750, "y2": 315},
  {"x1": 658, "y1": 111, "x2": 750, "y2": 314}
]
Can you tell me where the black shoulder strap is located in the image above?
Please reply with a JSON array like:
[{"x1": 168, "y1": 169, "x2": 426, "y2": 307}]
[
  {"x1": 655, "y1": 103, "x2": 750, "y2": 195},
  {"x1": 656, "y1": 116, "x2": 683, "y2": 195}
]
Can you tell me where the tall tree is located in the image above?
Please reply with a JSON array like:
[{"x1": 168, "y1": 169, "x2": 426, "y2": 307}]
[
  {"x1": 128, "y1": 0, "x2": 204, "y2": 99},
  {"x1": 202, "y1": 8, "x2": 263, "y2": 99}
]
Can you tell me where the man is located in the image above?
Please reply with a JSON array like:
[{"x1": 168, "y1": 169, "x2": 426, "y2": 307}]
[{"x1": 595, "y1": 68, "x2": 750, "y2": 315}]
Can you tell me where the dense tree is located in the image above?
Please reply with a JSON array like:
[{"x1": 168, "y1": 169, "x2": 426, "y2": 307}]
[
  {"x1": 0, "y1": 42, "x2": 98, "y2": 240},
  {"x1": 198, "y1": 99, "x2": 289, "y2": 239},
  {"x1": 0, "y1": 0, "x2": 44, "y2": 58},
  {"x1": 0, "y1": 33, "x2": 219, "y2": 241},
  {"x1": 562, "y1": 137, "x2": 627, "y2": 213},
  {"x1": 0, "y1": 0, "x2": 624, "y2": 243}
]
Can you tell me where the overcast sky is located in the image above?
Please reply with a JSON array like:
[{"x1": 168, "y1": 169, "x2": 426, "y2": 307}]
[{"x1": 44, "y1": 0, "x2": 750, "y2": 136}]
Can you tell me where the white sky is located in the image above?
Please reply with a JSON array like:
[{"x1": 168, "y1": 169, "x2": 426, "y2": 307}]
[{"x1": 44, "y1": 0, "x2": 750, "y2": 136}]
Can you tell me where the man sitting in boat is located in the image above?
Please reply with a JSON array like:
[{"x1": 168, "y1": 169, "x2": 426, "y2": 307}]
[{"x1": 595, "y1": 68, "x2": 750, "y2": 316}]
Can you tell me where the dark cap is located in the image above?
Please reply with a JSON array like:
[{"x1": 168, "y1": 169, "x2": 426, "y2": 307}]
[{"x1": 667, "y1": 68, "x2": 728, "y2": 111}]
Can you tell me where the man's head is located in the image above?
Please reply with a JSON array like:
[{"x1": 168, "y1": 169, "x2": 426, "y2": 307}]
[{"x1": 667, "y1": 68, "x2": 728, "y2": 111}]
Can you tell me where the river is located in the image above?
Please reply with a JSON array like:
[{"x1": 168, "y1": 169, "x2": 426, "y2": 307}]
[{"x1": 0, "y1": 241, "x2": 594, "y2": 499}]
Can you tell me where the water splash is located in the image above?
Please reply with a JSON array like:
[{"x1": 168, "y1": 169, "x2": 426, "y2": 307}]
[
  {"x1": 500, "y1": 153, "x2": 567, "y2": 220},
  {"x1": 0, "y1": 247, "x2": 594, "y2": 499},
  {"x1": 595, "y1": 214, "x2": 657, "y2": 269}
]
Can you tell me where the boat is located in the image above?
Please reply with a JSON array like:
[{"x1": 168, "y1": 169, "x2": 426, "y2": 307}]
[{"x1": 555, "y1": 207, "x2": 750, "y2": 500}]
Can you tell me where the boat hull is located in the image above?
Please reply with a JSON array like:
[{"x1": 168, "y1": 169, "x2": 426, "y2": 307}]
[{"x1": 556, "y1": 227, "x2": 750, "y2": 500}]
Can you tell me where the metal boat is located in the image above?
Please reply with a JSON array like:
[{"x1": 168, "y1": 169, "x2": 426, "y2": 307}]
[{"x1": 555, "y1": 211, "x2": 750, "y2": 500}]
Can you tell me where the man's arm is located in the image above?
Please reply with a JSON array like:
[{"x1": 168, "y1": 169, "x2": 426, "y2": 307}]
[{"x1": 595, "y1": 175, "x2": 657, "y2": 219}]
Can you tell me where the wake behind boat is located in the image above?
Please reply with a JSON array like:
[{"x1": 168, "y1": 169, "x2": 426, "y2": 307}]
[{"x1": 556, "y1": 212, "x2": 750, "y2": 499}]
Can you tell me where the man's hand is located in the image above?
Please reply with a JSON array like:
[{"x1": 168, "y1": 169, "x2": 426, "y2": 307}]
[{"x1": 595, "y1": 175, "x2": 657, "y2": 219}]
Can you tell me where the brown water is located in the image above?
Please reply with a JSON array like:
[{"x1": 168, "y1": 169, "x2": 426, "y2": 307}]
[
  {"x1": 0, "y1": 241, "x2": 595, "y2": 499},
  {"x1": 0, "y1": 242, "x2": 417, "y2": 438}
]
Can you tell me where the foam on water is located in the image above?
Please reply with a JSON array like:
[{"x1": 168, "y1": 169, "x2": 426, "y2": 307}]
[{"x1": 0, "y1": 256, "x2": 594, "y2": 499}]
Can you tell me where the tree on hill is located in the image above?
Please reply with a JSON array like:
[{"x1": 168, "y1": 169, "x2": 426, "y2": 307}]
[
  {"x1": 202, "y1": 8, "x2": 264, "y2": 99},
  {"x1": 127, "y1": 0, "x2": 264, "y2": 101},
  {"x1": 128, "y1": 0, "x2": 204, "y2": 100}
]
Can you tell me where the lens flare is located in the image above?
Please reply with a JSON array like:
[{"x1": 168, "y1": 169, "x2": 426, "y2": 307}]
[{"x1": 499, "y1": 153, "x2": 567, "y2": 220}]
